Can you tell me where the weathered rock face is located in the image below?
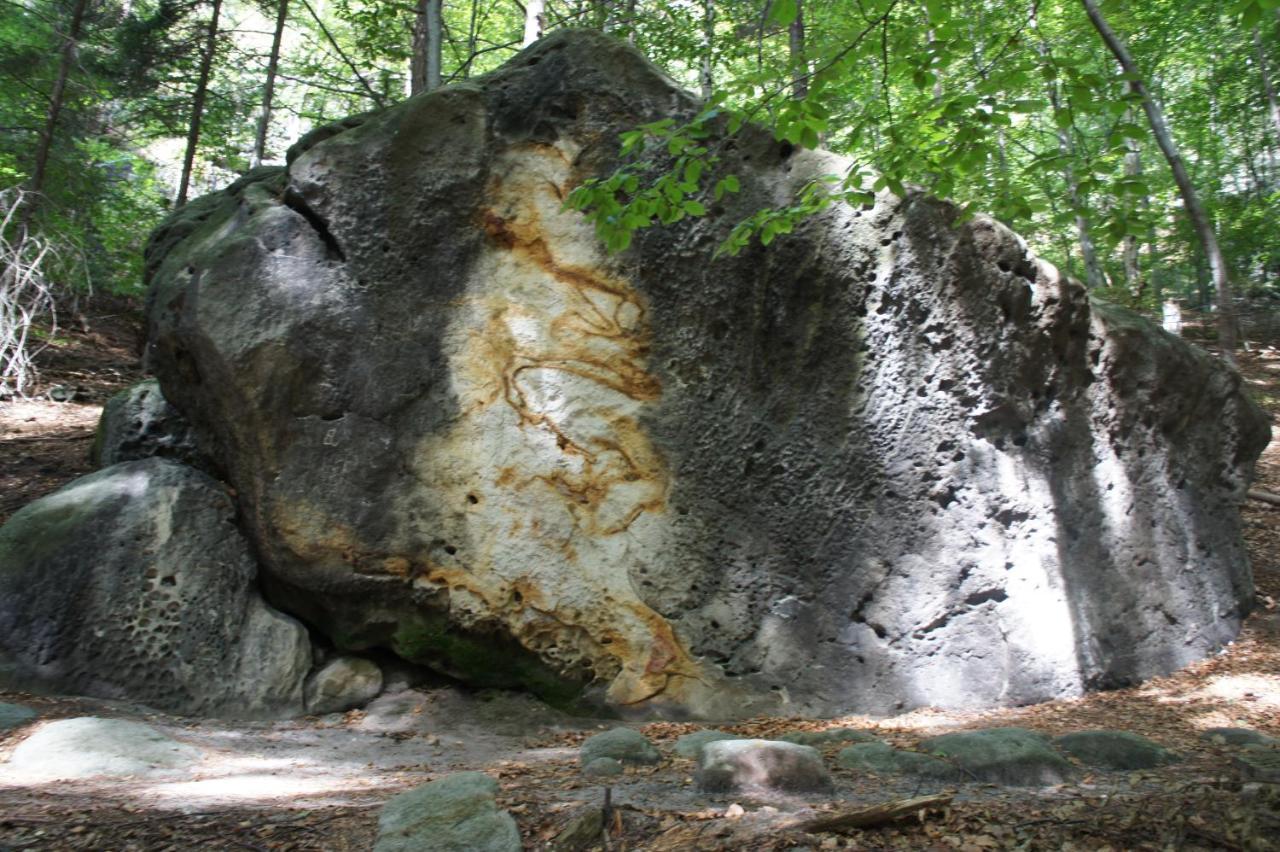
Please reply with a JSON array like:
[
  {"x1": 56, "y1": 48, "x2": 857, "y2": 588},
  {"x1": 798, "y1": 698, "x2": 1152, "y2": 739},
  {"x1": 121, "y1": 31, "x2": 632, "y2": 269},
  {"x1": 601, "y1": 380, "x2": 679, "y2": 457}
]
[
  {"x1": 92, "y1": 379, "x2": 206, "y2": 469},
  {"x1": 0, "y1": 459, "x2": 312, "y2": 717},
  {"x1": 144, "y1": 30, "x2": 1269, "y2": 718}
]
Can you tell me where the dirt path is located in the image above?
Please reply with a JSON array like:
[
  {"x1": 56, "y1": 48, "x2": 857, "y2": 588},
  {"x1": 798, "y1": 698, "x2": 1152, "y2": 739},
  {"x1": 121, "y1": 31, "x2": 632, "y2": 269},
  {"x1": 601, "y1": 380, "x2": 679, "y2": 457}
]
[{"x1": 1, "y1": 300, "x2": 1277, "y2": 850}]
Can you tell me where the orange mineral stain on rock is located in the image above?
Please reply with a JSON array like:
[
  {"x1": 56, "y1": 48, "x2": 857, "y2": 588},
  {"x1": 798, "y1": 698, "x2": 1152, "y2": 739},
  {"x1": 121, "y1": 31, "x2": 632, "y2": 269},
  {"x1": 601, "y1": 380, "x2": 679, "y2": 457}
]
[{"x1": 397, "y1": 142, "x2": 707, "y2": 706}]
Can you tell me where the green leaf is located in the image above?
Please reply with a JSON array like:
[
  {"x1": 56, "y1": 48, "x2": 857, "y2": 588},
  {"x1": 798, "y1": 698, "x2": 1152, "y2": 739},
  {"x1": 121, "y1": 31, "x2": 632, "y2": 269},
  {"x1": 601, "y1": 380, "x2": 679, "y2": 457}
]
[
  {"x1": 769, "y1": 0, "x2": 799, "y2": 27},
  {"x1": 683, "y1": 200, "x2": 707, "y2": 216}
]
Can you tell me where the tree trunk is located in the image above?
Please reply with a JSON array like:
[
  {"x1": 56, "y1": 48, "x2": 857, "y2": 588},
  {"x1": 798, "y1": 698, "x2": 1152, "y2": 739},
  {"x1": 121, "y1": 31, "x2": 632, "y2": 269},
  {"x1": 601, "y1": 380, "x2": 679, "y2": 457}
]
[
  {"x1": 1081, "y1": 0, "x2": 1237, "y2": 362},
  {"x1": 523, "y1": 0, "x2": 545, "y2": 47},
  {"x1": 789, "y1": 0, "x2": 807, "y2": 100},
  {"x1": 1123, "y1": 103, "x2": 1143, "y2": 295},
  {"x1": 700, "y1": 0, "x2": 714, "y2": 99},
  {"x1": 1256, "y1": 28, "x2": 1280, "y2": 180},
  {"x1": 176, "y1": 0, "x2": 224, "y2": 208},
  {"x1": 252, "y1": 0, "x2": 289, "y2": 168},
  {"x1": 413, "y1": 0, "x2": 444, "y2": 92},
  {"x1": 25, "y1": 0, "x2": 90, "y2": 216}
]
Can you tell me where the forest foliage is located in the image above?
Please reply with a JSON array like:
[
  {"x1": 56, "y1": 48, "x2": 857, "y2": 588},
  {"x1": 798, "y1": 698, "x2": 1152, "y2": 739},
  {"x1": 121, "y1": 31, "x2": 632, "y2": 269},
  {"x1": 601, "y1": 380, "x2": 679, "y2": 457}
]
[{"x1": 1, "y1": 0, "x2": 1278, "y2": 368}]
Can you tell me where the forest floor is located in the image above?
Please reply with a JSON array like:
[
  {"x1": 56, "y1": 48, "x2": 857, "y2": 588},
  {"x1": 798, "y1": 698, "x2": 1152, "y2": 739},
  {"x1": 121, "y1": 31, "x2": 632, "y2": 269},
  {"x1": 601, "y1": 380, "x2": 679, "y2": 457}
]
[{"x1": 1, "y1": 295, "x2": 1279, "y2": 851}]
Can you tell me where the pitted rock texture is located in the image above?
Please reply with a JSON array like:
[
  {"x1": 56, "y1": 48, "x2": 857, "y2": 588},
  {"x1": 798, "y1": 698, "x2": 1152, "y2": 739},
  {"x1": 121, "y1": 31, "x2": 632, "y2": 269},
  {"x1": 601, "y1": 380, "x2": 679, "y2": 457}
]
[
  {"x1": 0, "y1": 458, "x2": 311, "y2": 717},
  {"x1": 144, "y1": 29, "x2": 1268, "y2": 718},
  {"x1": 91, "y1": 379, "x2": 205, "y2": 469}
]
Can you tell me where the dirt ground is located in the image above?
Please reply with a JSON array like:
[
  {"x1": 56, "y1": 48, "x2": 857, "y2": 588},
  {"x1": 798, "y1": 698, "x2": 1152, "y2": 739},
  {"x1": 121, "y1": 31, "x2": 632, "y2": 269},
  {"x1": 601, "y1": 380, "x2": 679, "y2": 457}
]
[{"x1": 1, "y1": 296, "x2": 1278, "y2": 851}]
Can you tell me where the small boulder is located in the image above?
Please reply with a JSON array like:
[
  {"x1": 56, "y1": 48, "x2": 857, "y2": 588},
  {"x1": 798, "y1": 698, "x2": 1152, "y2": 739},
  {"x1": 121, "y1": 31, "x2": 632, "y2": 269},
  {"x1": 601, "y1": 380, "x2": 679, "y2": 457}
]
[
  {"x1": 582, "y1": 757, "x2": 624, "y2": 778},
  {"x1": 779, "y1": 727, "x2": 879, "y2": 747},
  {"x1": 305, "y1": 656, "x2": 383, "y2": 714},
  {"x1": 579, "y1": 728, "x2": 660, "y2": 766},
  {"x1": 697, "y1": 739, "x2": 834, "y2": 794},
  {"x1": 1234, "y1": 745, "x2": 1280, "y2": 783},
  {"x1": 550, "y1": 805, "x2": 604, "y2": 851},
  {"x1": 674, "y1": 729, "x2": 743, "y2": 759},
  {"x1": 0, "y1": 702, "x2": 37, "y2": 731},
  {"x1": 373, "y1": 771, "x2": 521, "y2": 852},
  {"x1": 92, "y1": 379, "x2": 204, "y2": 469},
  {"x1": 836, "y1": 741, "x2": 956, "y2": 779},
  {"x1": 1054, "y1": 731, "x2": 1179, "y2": 770},
  {"x1": 920, "y1": 727, "x2": 1074, "y2": 786},
  {"x1": 5, "y1": 717, "x2": 201, "y2": 780},
  {"x1": 1201, "y1": 727, "x2": 1277, "y2": 747}
]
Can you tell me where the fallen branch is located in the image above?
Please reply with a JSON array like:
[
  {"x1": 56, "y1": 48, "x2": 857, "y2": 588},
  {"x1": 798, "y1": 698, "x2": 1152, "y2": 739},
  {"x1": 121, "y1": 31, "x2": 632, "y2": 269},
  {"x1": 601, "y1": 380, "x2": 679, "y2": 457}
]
[
  {"x1": 1248, "y1": 489, "x2": 1280, "y2": 507},
  {"x1": 795, "y1": 793, "x2": 954, "y2": 833}
]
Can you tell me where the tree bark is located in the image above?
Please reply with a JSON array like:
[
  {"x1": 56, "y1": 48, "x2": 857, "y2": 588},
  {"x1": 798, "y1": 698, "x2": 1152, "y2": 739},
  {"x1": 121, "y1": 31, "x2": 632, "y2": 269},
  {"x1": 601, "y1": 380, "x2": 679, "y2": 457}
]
[
  {"x1": 1081, "y1": 0, "x2": 1237, "y2": 362},
  {"x1": 1122, "y1": 102, "x2": 1143, "y2": 296},
  {"x1": 1256, "y1": 28, "x2": 1280, "y2": 180},
  {"x1": 413, "y1": 0, "x2": 444, "y2": 92},
  {"x1": 25, "y1": 0, "x2": 90, "y2": 215},
  {"x1": 176, "y1": 0, "x2": 224, "y2": 208},
  {"x1": 252, "y1": 0, "x2": 289, "y2": 168},
  {"x1": 789, "y1": 0, "x2": 807, "y2": 100},
  {"x1": 523, "y1": 0, "x2": 545, "y2": 46},
  {"x1": 700, "y1": 0, "x2": 714, "y2": 99}
]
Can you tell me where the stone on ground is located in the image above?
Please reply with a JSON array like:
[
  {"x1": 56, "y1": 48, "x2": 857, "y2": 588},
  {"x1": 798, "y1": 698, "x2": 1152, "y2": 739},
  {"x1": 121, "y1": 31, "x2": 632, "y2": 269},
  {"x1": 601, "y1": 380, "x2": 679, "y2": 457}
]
[
  {"x1": 4, "y1": 717, "x2": 201, "y2": 780},
  {"x1": 920, "y1": 727, "x2": 1074, "y2": 786},
  {"x1": 582, "y1": 757, "x2": 624, "y2": 778},
  {"x1": 0, "y1": 458, "x2": 311, "y2": 718},
  {"x1": 373, "y1": 771, "x2": 521, "y2": 852},
  {"x1": 836, "y1": 741, "x2": 956, "y2": 779},
  {"x1": 674, "y1": 729, "x2": 743, "y2": 759},
  {"x1": 0, "y1": 701, "x2": 36, "y2": 731},
  {"x1": 1054, "y1": 730, "x2": 1179, "y2": 770},
  {"x1": 779, "y1": 727, "x2": 879, "y2": 746},
  {"x1": 697, "y1": 739, "x2": 833, "y2": 794},
  {"x1": 579, "y1": 728, "x2": 660, "y2": 766},
  {"x1": 92, "y1": 379, "x2": 204, "y2": 469},
  {"x1": 1234, "y1": 745, "x2": 1280, "y2": 783},
  {"x1": 1201, "y1": 727, "x2": 1277, "y2": 747},
  {"x1": 305, "y1": 656, "x2": 383, "y2": 714}
]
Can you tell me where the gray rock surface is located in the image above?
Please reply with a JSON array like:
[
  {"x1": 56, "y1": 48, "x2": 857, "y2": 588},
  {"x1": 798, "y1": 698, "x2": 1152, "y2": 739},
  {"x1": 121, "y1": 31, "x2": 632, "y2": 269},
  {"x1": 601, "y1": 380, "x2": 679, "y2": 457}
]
[
  {"x1": 0, "y1": 701, "x2": 36, "y2": 731},
  {"x1": 0, "y1": 458, "x2": 311, "y2": 717},
  {"x1": 144, "y1": 29, "x2": 1267, "y2": 719},
  {"x1": 579, "y1": 728, "x2": 660, "y2": 766},
  {"x1": 91, "y1": 379, "x2": 204, "y2": 469},
  {"x1": 373, "y1": 771, "x2": 521, "y2": 852},
  {"x1": 305, "y1": 656, "x2": 383, "y2": 714},
  {"x1": 697, "y1": 739, "x2": 833, "y2": 794},
  {"x1": 779, "y1": 728, "x2": 879, "y2": 746},
  {"x1": 836, "y1": 741, "x2": 956, "y2": 779},
  {"x1": 4, "y1": 717, "x2": 201, "y2": 780},
  {"x1": 920, "y1": 727, "x2": 1074, "y2": 786},
  {"x1": 1054, "y1": 730, "x2": 1179, "y2": 770},
  {"x1": 674, "y1": 729, "x2": 743, "y2": 759},
  {"x1": 582, "y1": 757, "x2": 624, "y2": 777},
  {"x1": 1202, "y1": 727, "x2": 1277, "y2": 747},
  {"x1": 1234, "y1": 744, "x2": 1280, "y2": 783}
]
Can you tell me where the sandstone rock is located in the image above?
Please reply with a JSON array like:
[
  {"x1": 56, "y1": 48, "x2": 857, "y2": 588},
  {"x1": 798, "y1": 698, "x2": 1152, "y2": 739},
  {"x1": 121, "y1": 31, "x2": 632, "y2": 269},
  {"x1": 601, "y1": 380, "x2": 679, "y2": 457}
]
[
  {"x1": 0, "y1": 459, "x2": 311, "y2": 717},
  {"x1": 697, "y1": 739, "x2": 833, "y2": 794},
  {"x1": 920, "y1": 728, "x2": 1074, "y2": 786},
  {"x1": 1202, "y1": 727, "x2": 1277, "y2": 747},
  {"x1": 0, "y1": 702, "x2": 36, "y2": 731},
  {"x1": 1054, "y1": 730, "x2": 1179, "y2": 770},
  {"x1": 550, "y1": 805, "x2": 605, "y2": 851},
  {"x1": 579, "y1": 727, "x2": 660, "y2": 766},
  {"x1": 91, "y1": 379, "x2": 204, "y2": 469},
  {"x1": 144, "y1": 29, "x2": 1267, "y2": 718},
  {"x1": 779, "y1": 728, "x2": 879, "y2": 746},
  {"x1": 674, "y1": 729, "x2": 743, "y2": 759},
  {"x1": 836, "y1": 741, "x2": 955, "y2": 779},
  {"x1": 582, "y1": 757, "x2": 624, "y2": 777},
  {"x1": 373, "y1": 771, "x2": 521, "y2": 852},
  {"x1": 305, "y1": 656, "x2": 383, "y2": 714},
  {"x1": 4, "y1": 717, "x2": 201, "y2": 780}
]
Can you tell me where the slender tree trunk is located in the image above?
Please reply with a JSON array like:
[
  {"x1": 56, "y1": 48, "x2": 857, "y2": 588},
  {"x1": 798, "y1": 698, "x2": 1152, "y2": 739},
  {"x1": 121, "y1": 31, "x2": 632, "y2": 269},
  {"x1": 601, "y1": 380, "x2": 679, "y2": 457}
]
[
  {"x1": 25, "y1": 0, "x2": 90, "y2": 216},
  {"x1": 523, "y1": 0, "x2": 545, "y2": 46},
  {"x1": 1255, "y1": 28, "x2": 1280, "y2": 181},
  {"x1": 1081, "y1": 0, "x2": 1237, "y2": 362},
  {"x1": 700, "y1": 0, "x2": 714, "y2": 99},
  {"x1": 412, "y1": 0, "x2": 444, "y2": 93},
  {"x1": 252, "y1": 0, "x2": 289, "y2": 168},
  {"x1": 1122, "y1": 104, "x2": 1143, "y2": 295},
  {"x1": 789, "y1": 0, "x2": 807, "y2": 100},
  {"x1": 176, "y1": 0, "x2": 224, "y2": 208}
]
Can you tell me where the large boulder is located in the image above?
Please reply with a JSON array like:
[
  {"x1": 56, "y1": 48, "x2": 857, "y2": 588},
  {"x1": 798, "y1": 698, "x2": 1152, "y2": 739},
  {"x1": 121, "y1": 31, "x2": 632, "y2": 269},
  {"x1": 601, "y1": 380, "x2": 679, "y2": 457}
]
[
  {"x1": 91, "y1": 379, "x2": 205, "y2": 469},
  {"x1": 143, "y1": 29, "x2": 1268, "y2": 718},
  {"x1": 0, "y1": 458, "x2": 312, "y2": 717},
  {"x1": 373, "y1": 771, "x2": 521, "y2": 852}
]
